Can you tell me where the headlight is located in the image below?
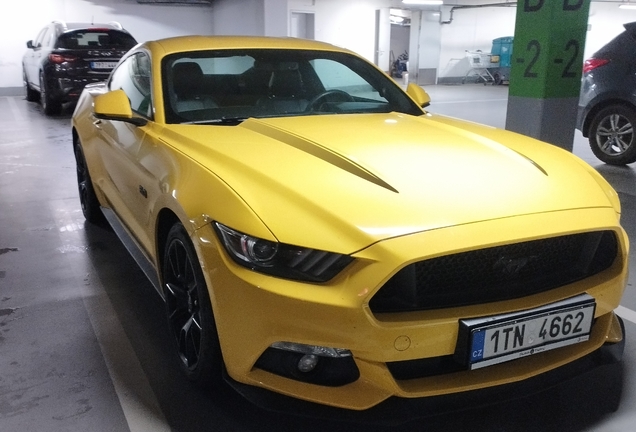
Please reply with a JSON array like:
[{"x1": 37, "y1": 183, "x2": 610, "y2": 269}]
[{"x1": 214, "y1": 222, "x2": 354, "y2": 282}]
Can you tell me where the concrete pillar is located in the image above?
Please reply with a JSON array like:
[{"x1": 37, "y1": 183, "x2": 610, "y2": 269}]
[{"x1": 505, "y1": 0, "x2": 591, "y2": 151}]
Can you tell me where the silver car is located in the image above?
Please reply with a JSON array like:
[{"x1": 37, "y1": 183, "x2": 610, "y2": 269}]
[{"x1": 577, "y1": 22, "x2": 636, "y2": 165}]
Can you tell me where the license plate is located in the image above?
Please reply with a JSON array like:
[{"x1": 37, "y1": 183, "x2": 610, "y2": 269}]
[
  {"x1": 91, "y1": 61, "x2": 117, "y2": 70},
  {"x1": 456, "y1": 294, "x2": 595, "y2": 370}
]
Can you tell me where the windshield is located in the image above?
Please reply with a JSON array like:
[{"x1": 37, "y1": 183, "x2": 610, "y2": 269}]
[
  {"x1": 57, "y1": 30, "x2": 137, "y2": 50},
  {"x1": 161, "y1": 49, "x2": 422, "y2": 124}
]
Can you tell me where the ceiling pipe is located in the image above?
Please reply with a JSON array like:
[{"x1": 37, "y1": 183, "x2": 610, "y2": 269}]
[{"x1": 441, "y1": 2, "x2": 517, "y2": 24}]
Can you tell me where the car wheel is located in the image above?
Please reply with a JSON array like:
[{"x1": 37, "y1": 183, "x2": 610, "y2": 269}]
[
  {"x1": 23, "y1": 70, "x2": 39, "y2": 102},
  {"x1": 588, "y1": 105, "x2": 636, "y2": 165},
  {"x1": 163, "y1": 223, "x2": 222, "y2": 386},
  {"x1": 74, "y1": 140, "x2": 104, "y2": 224},
  {"x1": 40, "y1": 72, "x2": 62, "y2": 116}
]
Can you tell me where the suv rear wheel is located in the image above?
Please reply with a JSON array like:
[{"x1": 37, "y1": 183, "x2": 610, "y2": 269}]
[
  {"x1": 40, "y1": 72, "x2": 62, "y2": 116},
  {"x1": 589, "y1": 105, "x2": 636, "y2": 165}
]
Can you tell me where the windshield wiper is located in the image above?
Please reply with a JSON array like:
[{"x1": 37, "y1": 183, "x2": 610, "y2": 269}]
[{"x1": 184, "y1": 117, "x2": 247, "y2": 125}]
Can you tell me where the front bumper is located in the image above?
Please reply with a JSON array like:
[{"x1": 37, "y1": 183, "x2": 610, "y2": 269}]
[
  {"x1": 224, "y1": 317, "x2": 624, "y2": 425},
  {"x1": 192, "y1": 207, "x2": 628, "y2": 411}
]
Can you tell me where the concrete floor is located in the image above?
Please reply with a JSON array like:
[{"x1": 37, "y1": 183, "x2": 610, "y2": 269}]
[{"x1": 0, "y1": 84, "x2": 635, "y2": 432}]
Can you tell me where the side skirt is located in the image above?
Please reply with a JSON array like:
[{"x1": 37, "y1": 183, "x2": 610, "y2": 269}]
[{"x1": 101, "y1": 206, "x2": 164, "y2": 300}]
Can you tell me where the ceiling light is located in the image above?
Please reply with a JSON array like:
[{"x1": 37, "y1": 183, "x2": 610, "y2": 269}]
[
  {"x1": 402, "y1": 0, "x2": 443, "y2": 5},
  {"x1": 619, "y1": 4, "x2": 636, "y2": 9}
]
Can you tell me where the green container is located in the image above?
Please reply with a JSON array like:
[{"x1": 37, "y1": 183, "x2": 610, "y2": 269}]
[{"x1": 491, "y1": 37, "x2": 514, "y2": 68}]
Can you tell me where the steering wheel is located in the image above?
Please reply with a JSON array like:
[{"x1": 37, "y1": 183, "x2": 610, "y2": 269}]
[{"x1": 305, "y1": 89, "x2": 354, "y2": 112}]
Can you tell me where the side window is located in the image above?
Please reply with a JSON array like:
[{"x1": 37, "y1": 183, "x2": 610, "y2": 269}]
[
  {"x1": 44, "y1": 28, "x2": 56, "y2": 48},
  {"x1": 110, "y1": 53, "x2": 153, "y2": 118},
  {"x1": 310, "y1": 59, "x2": 386, "y2": 102},
  {"x1": 33, "y1": 28, "x2": 47, "y2": 48}
]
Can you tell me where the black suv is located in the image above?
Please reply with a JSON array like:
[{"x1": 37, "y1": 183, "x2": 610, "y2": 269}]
[
  {"x1": 577, "y1": 22, "x2": 636, "y2": 165},
  {"x1": 22, "y1": 21, "x2": 137, "y2": 115}
]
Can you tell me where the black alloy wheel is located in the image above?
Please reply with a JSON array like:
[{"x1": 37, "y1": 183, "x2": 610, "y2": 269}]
[
  {"x1": 39, "y1": 72, "x2": 62, "y2": 116},
  {"x1": 74, "y1": 140, "x2": 104, "y2": 224},
  {"x1": 163, "y1": 223, "x2": 222, "y2": 385},
  {"x1": 589, "y1": 105, "x2": 636, "y2": 165}
]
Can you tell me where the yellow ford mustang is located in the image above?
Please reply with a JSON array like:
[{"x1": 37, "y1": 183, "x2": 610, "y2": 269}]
[{"x1": 71, "y1": 35, "x2": 628, "y2": 416}]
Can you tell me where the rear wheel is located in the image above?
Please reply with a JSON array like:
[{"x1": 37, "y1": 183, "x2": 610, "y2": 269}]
[
  {"x1": 40, "y1": 72, "x2": 62, "y2": 116},
  {"x1": 588, "y1": 105, "x2": 636, "y2": 165},
  {"x1": 163, "y1": 223, "x2": 222, "y2": 386}
]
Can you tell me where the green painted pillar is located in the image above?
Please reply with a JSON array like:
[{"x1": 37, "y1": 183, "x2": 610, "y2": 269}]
[{"x1": 505, "y1": 0, "x2": 591, "y2": 151}]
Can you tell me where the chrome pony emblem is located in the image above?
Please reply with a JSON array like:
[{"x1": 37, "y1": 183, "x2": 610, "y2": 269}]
[{"x1": 493, "y1": 255, "x2": 538, "y2": 276}]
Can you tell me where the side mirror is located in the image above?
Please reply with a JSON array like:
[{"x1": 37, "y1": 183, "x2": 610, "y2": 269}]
[
  {"x1": 94, "y1": 89, "x2": 147, "y2": 126},
  {"x1": 406, "y1": 83, "x2": 431, "y2": 108},
  {"x1": 26, "y1": 40, "x2": 34, "y2": 49}
]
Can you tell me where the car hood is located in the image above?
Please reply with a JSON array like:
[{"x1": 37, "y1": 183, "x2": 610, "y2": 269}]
[{"x1": 162, "y1": 112, "x2": 617, "y2": 253}]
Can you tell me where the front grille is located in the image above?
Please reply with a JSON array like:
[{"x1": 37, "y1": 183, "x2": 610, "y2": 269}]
[{"x1": 369, "y1": 231, "x2": 618, "y2": 313}]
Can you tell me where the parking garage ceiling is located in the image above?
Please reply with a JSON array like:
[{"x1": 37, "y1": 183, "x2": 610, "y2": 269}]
[{"x1": 136, "y1": 0, "x2": 213, "y2": 4}]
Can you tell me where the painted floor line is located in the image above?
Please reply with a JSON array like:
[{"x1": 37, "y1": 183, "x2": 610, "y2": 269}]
[
  {"x1": 81, "y1": 280, "x2": 172, "y2": 432},
  {"x1": 7, "y1": 96, "x2": 25, "y2": 122},
  {"x1": 56, "y1": 207, "x2": 171, "y2": 432},
  {"x1": 616, "y1": 305, "x2": 636, "y2": 325}
]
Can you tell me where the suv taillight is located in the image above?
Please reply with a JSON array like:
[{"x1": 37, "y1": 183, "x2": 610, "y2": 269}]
[
  {"x1": 49, "y1": 53, "x2": 79, "y2": 64},
  {"x1": 583, "y1": 58, "x2": 610, "y2": 74}
]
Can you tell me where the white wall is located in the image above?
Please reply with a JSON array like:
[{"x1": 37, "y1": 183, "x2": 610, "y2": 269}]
[
  {"x1": 1, "y1": 0, "x2": 215, "y2": 89},
  {"x1": 212, "y1": 0, "x2": 264, "y2": 36},
  {"x1": 264, "y1": 0, "x2": 289, "y2": 36},
  {"x1": 418, "y1": 11, "x2": 442, "y2": 84},
  {"x1": 310, "y1": 0, "x2": 391, "y2": 62},
  {"x1": 438, "y1": 5, "x2": 516, "y2": 80}
]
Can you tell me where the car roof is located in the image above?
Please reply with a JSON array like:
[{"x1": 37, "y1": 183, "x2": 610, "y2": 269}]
[
  {"x1": 147, "y1": 35, "x2": 352, "y2": 56},
  {"x1": 52, "y1": 21, "x2": 128, "y2": 32},
  {"x1": 594, "y1": 22, "x2": 636, "y2": 58}
]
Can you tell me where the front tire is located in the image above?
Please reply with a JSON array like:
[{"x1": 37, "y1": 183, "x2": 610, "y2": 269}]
[
  {"x1": 588, "y1": 105, "x2": 636, "y2": 165},
  {"x1": 163, "y1": 223, "x2": 222, "y2": 386},
  {"x1": 74, "y1": 139, "x2": 104, "y2": 224}
]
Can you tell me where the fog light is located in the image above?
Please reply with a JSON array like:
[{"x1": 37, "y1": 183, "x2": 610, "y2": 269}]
[
  {"x1": 298, "y1": 354, "x2": 319, "y2": 372},
  {"x1": 255, "y1": 341, "x2": 360, "y2": 386},
  {"x1": 270, "y1": 341, "x2": 351, "y2": 358}
]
